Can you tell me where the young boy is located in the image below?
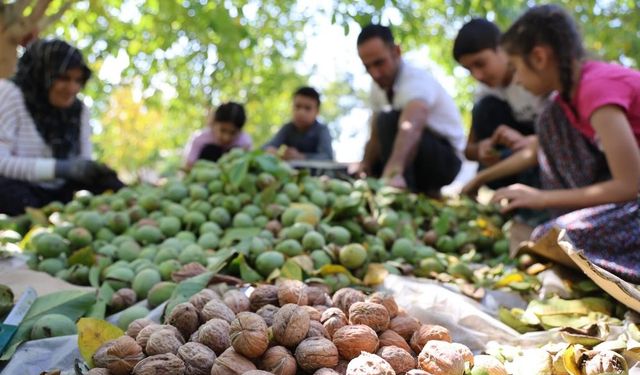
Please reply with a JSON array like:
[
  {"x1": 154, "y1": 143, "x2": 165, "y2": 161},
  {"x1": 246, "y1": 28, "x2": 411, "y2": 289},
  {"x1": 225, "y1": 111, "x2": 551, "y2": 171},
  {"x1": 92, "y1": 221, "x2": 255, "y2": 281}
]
[
  {"x1": 453, "y1": 19, "x2": 544, "y2": 187},
  {"x1": 263, "y1": 87, "x2": 334, "y2": 161},
  {"x1": 183, "y1": 102, "x2": 252, "y2": 169}
]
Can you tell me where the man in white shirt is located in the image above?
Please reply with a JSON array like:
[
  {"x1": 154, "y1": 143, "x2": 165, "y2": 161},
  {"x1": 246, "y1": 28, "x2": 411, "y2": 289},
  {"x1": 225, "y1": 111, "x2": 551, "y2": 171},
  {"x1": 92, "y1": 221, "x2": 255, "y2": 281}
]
[{"x1": 356, "y1": 24, "x2": 465, "y2": 197}]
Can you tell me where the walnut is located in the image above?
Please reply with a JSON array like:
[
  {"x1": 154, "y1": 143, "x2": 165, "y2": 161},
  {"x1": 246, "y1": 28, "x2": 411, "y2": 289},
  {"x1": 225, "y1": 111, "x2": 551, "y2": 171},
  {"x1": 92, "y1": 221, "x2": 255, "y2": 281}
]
[
  {"x1": 417, "y1": 340, "x2": 464, "y2": 375},
  {"x1": 93, "y1": 336, "x2": 145, "y2": 375},
  {"x1": 260, "y1": 345, "x2": 297, "y2": 375},
  {"x1": 177, "y1": 342, "x2": 215, "y2": 375},
  {"x1": 406, "y1": 370, "x2": 430, "y2": 375},
  {"x1": 188, "y1": 289, "x2": 220, "y2": 311},
  {"x1": 307, "y1": 320, "x2": 331, "y2": 339},
  {"x1": 132, "y1": 353, "x2": 186, "y2": 375},
  {"x1": 471, "y1": 355, "x2": 507, "y2": 375},
  {"x1": 244, "y1": 371, "x2": 274, "y2": 375},
  {"x1": 315, "y1": 305, "x2": 329, "y2": 315},
  {"x1": 229, "y1": 312, "x2": 269, "y2": 358},
  {"x1": 379, "y1": 330, "x2": 413, "y2": 354},
  {"x1": 223, "y1": 289, "x2": 250, "y2": 314},
  {"x1": 256, "y1": 304, "x2": 279, "y2": 326},
  {"x1": 366, "y1": 292, "x2": 399, "y2": 319},
  {"x1": 126, "y1": 318, "x2": 155, "y2": 340},
  {"x1": 171, "y1": 262, "x2": 207, "y2": 282},
  {"x1": 345, "y1": 352, "x2": 394, "y2": 375},
  {"x1": 193, "y1": 318, "x2": 230, "y2": 355},
  {"x1": 450, "y1": 343, "x2": 473, "y2": 367},
  {"x1": 348, "y1": 302, "x2": 390, "y2": 332},
  {"x1": 165, "y1": 302, "x2": 201, "y2": 339},
  {"x1": 86, "y1": 369, "x2": 110, "y2": 375},
  {"x1": 295, "y1": 337, "x2": 339, "y2": 372},
  {"x1": 320, "y1": 308, "x2": 348, "y2": 339},
  {"x1": 410, "y1": 325, "x2": 451, "y2": 353},
  {"x1": 272, "y1": 303, "x2": 310, "y2": 348},
  {"x1": 331, "y1": 288, "x2": 365, "y2": 315},
  {"x1": 302, "y1": 305, "x2": 322, "y2": 321},
  {"x1": 307, "y1": 285, "x2": 332, "y2": 306},
  {"x1": 146, "y1": 327, "x2": 185, "y2": 355},
  {"x1": 201, "y1": 298, "x2": 236, "y2": 323},
  {"x1": 314, "y1": 369, "x2": 340, "y2": 375},
  {"x1": 210, "y1": 347, "x2": 257, "y2": 374},
  {"x1": 332, "y1": 325, "x2": 379, "y2": 360},
  {"x1": 110, "y1": 288, "x2": 137, "y2": 312},
  {"x1": 377, "y1": 345, "x2": 416, "y2": 374},
  {"x1": 136, "y1": 324, "x2": 183, "y2": 351},
  {"x1": 332, "y1": 360, "x2": 349, "y2": 375},
  {"x1": 249, "y1": 285, "x2": 279, "y2": 311},
  {"x1": 277, "y1": 279, "x2": 308, "y2": 306},
  {"x1": 389, "y1": 316, "x2": 421, "y2": 341}
]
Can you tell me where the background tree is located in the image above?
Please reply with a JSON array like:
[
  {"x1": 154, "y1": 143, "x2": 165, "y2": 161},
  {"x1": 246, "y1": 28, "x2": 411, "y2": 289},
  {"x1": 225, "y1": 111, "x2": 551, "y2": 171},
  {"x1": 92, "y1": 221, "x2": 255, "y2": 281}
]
[
  {"x1": 24, "y1": 0, "x2": 639, "y2": 177},
  {"x1": 0, "y1": 0, "x2": 73, "y2": 77}
]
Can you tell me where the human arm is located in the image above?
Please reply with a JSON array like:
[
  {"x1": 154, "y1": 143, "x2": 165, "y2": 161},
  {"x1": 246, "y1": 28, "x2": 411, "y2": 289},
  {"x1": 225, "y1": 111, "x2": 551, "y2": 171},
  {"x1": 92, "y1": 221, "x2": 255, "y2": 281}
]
[
  {"x1": 462, "y1": 138, "x2": 539, "y2": 196},
  {"x1": 262, "y1": 124, "x2": 289, "y2": 151},
  {"x1": 304, "y1": 125, "x2": 334, "y2": 161},
  {"x1": 492, "y1": 125, "x2": 532, "y2": 151},
  {"x1": 493, "y1": 106, "x2": 640, "y2": 211},
  {"x1": 382, "y1": 100, "x2": 427, "y2": 180},
  {"x1": 464, "y1": 127, "x2": 501, "y2": 166},
  {"x1": 359, "y1": 113, "x2": 380, "y2": 176}
]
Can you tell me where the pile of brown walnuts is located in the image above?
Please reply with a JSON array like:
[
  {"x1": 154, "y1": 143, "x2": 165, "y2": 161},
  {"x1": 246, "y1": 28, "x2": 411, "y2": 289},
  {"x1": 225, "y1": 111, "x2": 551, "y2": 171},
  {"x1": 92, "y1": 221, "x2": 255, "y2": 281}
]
[{"x1": 88, "y1": 279, "x2": 507, "y2": 375}]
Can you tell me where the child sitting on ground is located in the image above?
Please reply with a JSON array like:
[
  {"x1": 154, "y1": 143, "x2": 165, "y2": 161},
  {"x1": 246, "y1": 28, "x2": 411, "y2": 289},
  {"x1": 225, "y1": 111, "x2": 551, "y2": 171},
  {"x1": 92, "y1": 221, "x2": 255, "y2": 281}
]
[
  {"x1": 183, "y1": 102, "x2": 252, "y2": 169},
  {"x1": 263, "y1": 86, "x2": 333, "y2": 161}
]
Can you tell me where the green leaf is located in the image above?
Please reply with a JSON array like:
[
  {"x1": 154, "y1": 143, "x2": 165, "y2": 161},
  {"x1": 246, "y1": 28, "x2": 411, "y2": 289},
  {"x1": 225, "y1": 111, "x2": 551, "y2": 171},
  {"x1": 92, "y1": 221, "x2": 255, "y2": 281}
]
[
  {"x1": 68, "y1": 247, "x2": 96, "y2": 267},
  {"x1": 170, "y1": 271, "x2": 214, "y2": 302},
  {"x1": 220, "y1": 228, "x2": 261, "y2": 247},
  {"x1": 434, "y1": 212, "x2": 452, "y2": 236},
  {"x1": 207, "y1": 248, "x2": 237, "y2": 274},
  {"x1": 226, "y1": 156, "x2": 250, "y2": 188},
  {"x1": 0, "y1": 290, "x2": 96, "y2": 360},
  {"x1": 86, "y1": 283, "x2": 115, "y2": 319},
  {"x1": 89, "y1": 257, "x2": 112, "y2": 288},
  {"x1": 280, "y1": 259, "x2": 303, "y2": 281},
  {"x1": 238, "y1": 254, "x2": 263, "y2": 283}
]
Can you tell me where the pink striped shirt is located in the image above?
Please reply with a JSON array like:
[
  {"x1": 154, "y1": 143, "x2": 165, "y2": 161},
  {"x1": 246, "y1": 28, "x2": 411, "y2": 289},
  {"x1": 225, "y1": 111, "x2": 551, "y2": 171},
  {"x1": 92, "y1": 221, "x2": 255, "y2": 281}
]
[
  {"x1": 183, "y1": 128, "x2": 252, "y2": 167},
  {"x1": 0, "y1": 80, "x2": 92, "y2": 182}
]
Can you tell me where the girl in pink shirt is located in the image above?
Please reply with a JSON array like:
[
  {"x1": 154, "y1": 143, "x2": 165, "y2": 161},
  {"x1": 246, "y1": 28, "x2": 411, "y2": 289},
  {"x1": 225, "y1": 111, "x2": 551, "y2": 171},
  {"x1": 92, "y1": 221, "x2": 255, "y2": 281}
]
[
  {"x1": 466, "y1": 5, "x2": 640, "y2": 282},
  {"x1": 183, "y1": 102, "x2": 253, "y2": 170}
]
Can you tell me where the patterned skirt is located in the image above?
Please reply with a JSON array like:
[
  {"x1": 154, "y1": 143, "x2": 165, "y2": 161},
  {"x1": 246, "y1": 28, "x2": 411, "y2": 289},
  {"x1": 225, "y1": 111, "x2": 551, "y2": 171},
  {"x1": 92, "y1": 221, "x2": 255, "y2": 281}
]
[{"x1": 531, "y1": 101, "x2": 640, "y2": 283}]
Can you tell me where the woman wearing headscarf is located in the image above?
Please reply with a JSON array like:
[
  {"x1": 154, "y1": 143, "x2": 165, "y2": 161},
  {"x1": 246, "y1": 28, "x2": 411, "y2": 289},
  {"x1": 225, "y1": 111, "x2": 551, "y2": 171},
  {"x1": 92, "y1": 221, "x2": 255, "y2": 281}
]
[{"x1": 0, "y1": 39, "x2": 122, "y2": 215}]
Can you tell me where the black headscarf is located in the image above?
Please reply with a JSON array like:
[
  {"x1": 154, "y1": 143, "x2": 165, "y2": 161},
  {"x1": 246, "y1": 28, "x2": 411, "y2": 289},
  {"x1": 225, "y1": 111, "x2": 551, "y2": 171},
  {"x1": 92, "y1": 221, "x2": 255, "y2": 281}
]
[{"x1": 12, "y1": 39, "x2": 92, "y2": 158}]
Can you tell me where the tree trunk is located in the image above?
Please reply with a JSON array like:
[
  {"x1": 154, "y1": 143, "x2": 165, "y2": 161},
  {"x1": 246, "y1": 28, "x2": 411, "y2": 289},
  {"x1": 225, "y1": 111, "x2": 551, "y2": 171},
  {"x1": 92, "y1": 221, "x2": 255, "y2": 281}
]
[{"x1": 0, "y1": 37, "x2": 18, "y2": 79}]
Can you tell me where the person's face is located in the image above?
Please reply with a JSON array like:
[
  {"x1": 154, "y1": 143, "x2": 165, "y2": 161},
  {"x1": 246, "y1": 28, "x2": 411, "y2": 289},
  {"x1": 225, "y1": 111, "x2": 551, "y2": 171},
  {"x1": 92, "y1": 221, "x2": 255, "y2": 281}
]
[
  {"x1": 292, "y1": 95, "x2": 319, "y2": 130},
  {"x1": 458, "y1": 48, "x2": 511, "y2": 88},
  {"x1": 211, "y1": 121, "x2": 240, "y2": 147},
  {"x1": 509, "y1": 46, "x2": 557, "y2": 96},
  {"x1": 357, "y1": 38, "x2": 401, "y2": 90},
  {"x1": 48, "y1": 68, "x2": 84, "y2": 108}
]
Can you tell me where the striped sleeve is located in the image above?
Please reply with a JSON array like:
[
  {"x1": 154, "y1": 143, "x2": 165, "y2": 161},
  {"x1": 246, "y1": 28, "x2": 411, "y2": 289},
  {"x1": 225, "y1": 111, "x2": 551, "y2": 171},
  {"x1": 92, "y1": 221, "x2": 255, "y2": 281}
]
[
  {"x1": 0, "y1": 80, "x2": 56, "y2": 181},
  {"x1": 79, "y1": 103, "x2": 93, "y2": 159}
]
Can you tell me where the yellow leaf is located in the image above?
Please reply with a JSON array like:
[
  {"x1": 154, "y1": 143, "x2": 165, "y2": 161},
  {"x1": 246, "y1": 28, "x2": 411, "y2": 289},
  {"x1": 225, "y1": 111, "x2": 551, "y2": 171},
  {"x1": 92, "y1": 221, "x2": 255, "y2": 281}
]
[
  {"x1": 77, "y1": 317, "x2": 124, "y2": 367},
  {"x1": 562, "y1": 345, "x2": 582, "y2": 375},
  {"x1": 494, "y1": 273, "x2": 525, "y2": 288},
  {"x1": 363, "y1": 263, "x2": 388, "y2": 286}
]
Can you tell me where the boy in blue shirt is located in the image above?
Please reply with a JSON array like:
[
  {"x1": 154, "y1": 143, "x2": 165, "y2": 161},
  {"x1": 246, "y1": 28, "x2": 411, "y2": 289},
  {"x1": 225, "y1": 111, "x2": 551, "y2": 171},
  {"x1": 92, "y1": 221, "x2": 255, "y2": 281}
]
[{"x1": 264, "y1": 87, "x2": 333, "y2": 161}]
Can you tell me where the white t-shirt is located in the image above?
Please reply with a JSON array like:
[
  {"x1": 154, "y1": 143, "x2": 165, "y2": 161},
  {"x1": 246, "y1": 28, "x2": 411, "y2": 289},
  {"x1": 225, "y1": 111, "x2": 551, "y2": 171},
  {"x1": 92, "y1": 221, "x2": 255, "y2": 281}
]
[
  {"x1": 476, "y1": 81, "x2": 544, "y2": 123},
  {"x1": 369, "y1": 60, "x2": 466, "y2": 154},
  {"x1": 0, "y1": 80, "x2": 92, "y2": 182}
]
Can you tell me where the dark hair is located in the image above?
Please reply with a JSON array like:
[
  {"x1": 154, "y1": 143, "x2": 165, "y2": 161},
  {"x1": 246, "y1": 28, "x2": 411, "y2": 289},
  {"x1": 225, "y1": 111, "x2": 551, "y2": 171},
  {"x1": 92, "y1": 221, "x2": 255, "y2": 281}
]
[
  {"x1": 213, "y1": 102, "x2": 246, "y2": 129},
  {"x1": 294, "y1": 86, "x2": 321, "y2": 107},
  {"x1": 357, "y1": 24, "x2": 394, "y2": 47},
  {"x1": 501, "y1": 4, "x2": 585, "y2": 103},
  {"x1": 453, "y1": 19, "x2": 502, "y2": 62}
]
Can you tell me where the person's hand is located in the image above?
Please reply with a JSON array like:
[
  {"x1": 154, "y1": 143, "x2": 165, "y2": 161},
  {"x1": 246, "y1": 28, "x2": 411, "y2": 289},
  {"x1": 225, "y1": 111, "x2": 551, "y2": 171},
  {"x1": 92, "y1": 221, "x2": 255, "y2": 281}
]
[
  {"x1": 492, "y1": 125, "x2": 529, "y2": 151},
  {"x1": 384, "y1": 174, "x2": 407, "y2": 189},
  {"x1": 264, "y1": 146, "x2": 278, "y2": 155},
  {"x1": 55, "y1": 159, "x2": 114, "y2": 185},
  {"x1": 477, "y1": 138, "x2": 500, "y2": 166},
  {"x1": 461, "y1": 176, "x2": 483, "y2": 198},
  {"x1": 283, "y1": 147, "x2": 304, "y2": 161},
  {"x1": 491, "y1": 183, "x2": 546, "y2": 213}
]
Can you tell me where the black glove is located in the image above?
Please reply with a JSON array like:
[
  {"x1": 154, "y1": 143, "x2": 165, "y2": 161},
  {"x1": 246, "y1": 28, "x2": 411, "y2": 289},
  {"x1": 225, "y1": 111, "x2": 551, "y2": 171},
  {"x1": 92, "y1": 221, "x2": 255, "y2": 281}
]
[{"x1": 54, "y1": 159, "x2": 113, "y2": 185}]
